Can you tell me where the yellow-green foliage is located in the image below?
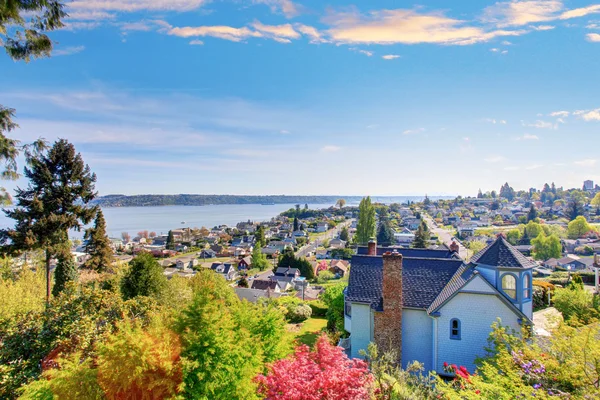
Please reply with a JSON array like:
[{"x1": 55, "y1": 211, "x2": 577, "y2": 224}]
[
  {"x1": 437, "y1": 322, "x2": 600, "y2": 399},
  {"x1": 0, "y1": 268, "x2": 46, "y2": 321},
  {"x1": 97, "y1": 318, "x2": 182, "y2": 400},
  {"x1": 553, "y1": 286, "x2": 599, "y2": 325}
]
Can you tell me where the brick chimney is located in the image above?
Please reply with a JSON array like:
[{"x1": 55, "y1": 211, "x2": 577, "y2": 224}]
[
  {"x1": 374, "y1": 251, "x2": 403, "y2": 364},
  {"x1": 450, "y1": 240, "x2": 459, "y2": 253},
  {"x1": 368, "y1": 238, "x2": 377, "y2": 256}
]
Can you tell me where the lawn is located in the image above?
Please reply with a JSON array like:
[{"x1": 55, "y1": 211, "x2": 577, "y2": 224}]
[{"x1": 290, "y1": 317, "x2": 328, "y2": 347}]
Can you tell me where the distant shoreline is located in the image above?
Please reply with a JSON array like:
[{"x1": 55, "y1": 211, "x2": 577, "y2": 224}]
[{"x1": 92, "y1": 194, "x2": 453, "y2": 208}]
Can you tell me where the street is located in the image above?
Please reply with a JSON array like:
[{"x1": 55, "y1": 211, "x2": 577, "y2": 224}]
[{"x1": 422, "y1": 214, "x2": 469, "y2": 260}]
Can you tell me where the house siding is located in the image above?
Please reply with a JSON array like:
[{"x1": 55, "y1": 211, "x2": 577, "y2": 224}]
[
  {"x1": 461, "y1": 277, "x2": 495, "y2": 293},
  {"x1": 401, "y1": 309, "x2": 433, "y2": 371},
  {"x1": 435, "y1": 292, "x2": 521, "y2": 374},
  {"x1": 349, "y1": 303, "x2": 374, "y2": 359},
  {"x1": 475, "y1": 265, "x2": 496, "y2": 286}
]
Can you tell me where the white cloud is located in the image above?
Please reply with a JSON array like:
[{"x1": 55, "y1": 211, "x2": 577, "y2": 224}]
[
  {"x1": 325, "y1": 8, "x2": 527, "y2": 46},
  {"x1": 525, "y1": 164, "x2": 543, "y2": 170},
  {"x1": 189, "y1": 40, "x2": 204, "y2": 45},
  {"x1": 253, "y1": 0, "x2": 300, "y2": 18},
  {"x1": 66, "y1": 10, "x2": 116, "y2": 20},
  {"x1": 516, "y1": 133, "x2": 539, "y2": 140},
  {"x1": 484, "y1": 118, "x2": 507, "y2": 124},
  {"x1": 53, "y1": 45, "x2": 86, "y2": 56},
  {"x1": 321, "y1": 145, "x2": 341, "y2": 152},
  {"x1": 403, "y1": 128, "x2": 425, "y2": 135},
  {"x1": 490, "y1": 48, "x2": 499, "y2": 52},
  {"x1": 501, "y1": 50, "x2": 509, "y2": 54},
  {"x1": 279, "y1": 130, "x2": 290, "y2": 134},
  {"x1": 382, "y1": 54, "x2": 400, "y2": 60},
  {"x1": 482, "y1": 1, "x2": 563, "y2": 27},
  {"x1": 549, "y1": 110, "x2": 569, "y2": 117},
  {"x1": 582, "y1": 109, "x2": 600, "y2": 121},
  {"x1": 484, "y1": 155, "x2": 506, "y2": 163},
  {"x1": 523, "y1": 120, "x2": 556, "y2": 129},
  {"x1": 531, "y1": 25, "x2": 555, "y2": 30},
  {"x1": 349, "y1": 48, "x2": 373, "y2": 56},
  {"x1": 586, "y1": 33, "x2": 600, "y2": 42},
  {"x1": 251, "y1": 21, "x2": 301, "y2": 41},
  {"x1": 574, "y1": 159, "x2": 598, "y2": 167},
  {"x1": 559, "y1": 5, "x2": 600, "y2": 20},
  {"x1": 295, "y1": 24, "x2": 325, "y2": 43},
  {"x1": 501, "y1": 40, "x2": 513, "y2": 45},
  {"x1": 169, "y1": 25, "x2": 263, "y2": 42}
]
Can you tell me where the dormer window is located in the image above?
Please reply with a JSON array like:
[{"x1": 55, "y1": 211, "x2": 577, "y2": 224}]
[{"x1": 501, "y1": 274, "x2": 517, "y2": 300}]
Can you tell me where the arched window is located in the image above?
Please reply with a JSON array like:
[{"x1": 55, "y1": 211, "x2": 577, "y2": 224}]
[
  {"x1": 501, "y1": 274, "x2": 517, "y2": 300},
  {"x1": 450, "y1": 319, "x2": 461, "y2": 340},
  {"x1": 523, "y1": 274, "x2": 531, "y2": 299}
]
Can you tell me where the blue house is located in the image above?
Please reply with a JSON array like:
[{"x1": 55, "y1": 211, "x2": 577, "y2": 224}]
[{"x1": 343, "y1": 236, "x2": 534, "y2": 374}]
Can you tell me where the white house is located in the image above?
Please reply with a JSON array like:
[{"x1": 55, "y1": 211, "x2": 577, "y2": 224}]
[{"x1": 343, "y1": 236, "x2": 534, "y2": 375}]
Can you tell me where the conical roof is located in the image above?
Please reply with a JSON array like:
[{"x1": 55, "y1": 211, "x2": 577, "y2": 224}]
[{"x1": 471, "y1": 236, "x2": 536, "y2": 269}]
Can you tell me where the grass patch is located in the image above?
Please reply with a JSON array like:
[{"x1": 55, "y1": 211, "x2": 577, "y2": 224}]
[{"x1": 291, "y1": 317, "x2": 328, "y2": 347}]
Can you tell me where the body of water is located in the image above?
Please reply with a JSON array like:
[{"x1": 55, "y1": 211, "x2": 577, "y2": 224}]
[{"x1": 0, "y1": 196, "x2": 451, "y2": 239}]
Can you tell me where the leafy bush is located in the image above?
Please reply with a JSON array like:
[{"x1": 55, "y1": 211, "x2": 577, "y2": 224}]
[
  {"x1": 532, "y1": 280, "x2": 555, "y2": 310},
  {"x1": 553, "y1": 287, "x2": 599, "y2": 325},
  {"x1": 287, "y1": 303, "x2": 312, "y2": 323}
]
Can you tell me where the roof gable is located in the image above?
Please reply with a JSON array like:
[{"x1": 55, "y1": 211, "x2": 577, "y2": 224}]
[{"x1": 471, "y1": 236, "x2": 536, "y2": 269}]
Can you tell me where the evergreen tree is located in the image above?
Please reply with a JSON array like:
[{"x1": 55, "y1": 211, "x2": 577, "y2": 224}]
[
  {"x1": 412, "y1": 220, "x2": 430, "y2": 249},
  {"x1": 121, "y1": 252, "x2": 167, "y2": 300},
  {"x1": 84, "y1": 209, "x2": 113, "y2": 272},
  {"x1": 52, "y1": 251, "x2": 78, "y2": 297},
  {"x1": 500, "y1": 183, "x2": 515, "y2": 201},
  {"x1": 477, "y1": 189, "x2": 483, "y2": 199},
  {"x1": 340, "y1": 226, "x2": 349, "y2": 242},
  {"x1": 254, "y1": 225, "x2": 265, "y2": 246},
  {"x1": 166, "y1": 230, "x2": 175, "y2": 250},
  {"x1": 423, "y1": 195, "x2": 431, "y2": 206},
  {"x1": 304, "y1": 203, "x2": 308, "y2": 210},
  {"x1": 356, "y1": 196, "x2": 376, "y2": 245},
  {"x1": 527, "y1": 205, "x2": 538, "y2": 222},
  {"x1": 567, "y1": 200, "x2": 584, "y2": 221},
  {"x1": 376, "y1": 219, "x2": 394, "y2": 246},
  {"x1": 293, "y1": 217, "x2": 299, "y2": 232},
  {"x1": 1, "y1": 139, "x2": 97, "y2": 302},
  {"x1": 277, "y1": 249, "x2": 315, "y2": 280}
]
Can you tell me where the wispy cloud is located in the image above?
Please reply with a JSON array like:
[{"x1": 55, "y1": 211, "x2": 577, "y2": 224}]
[
  {"x1": 482, "y1": 1, "x2": 600, "y2": 27},
  {"x1": 549, "y1": 110, "x2": 569, "y2": 117},
  {"x1": 484, "y1": 118, "x2": 507, "y2": 124},
  {"x1": 484, "y1": 155, "x2": 506, "y2": 163},
  {"x1": 253, "y1": 0, "x2": 300, "y2": 18},
  {"x1": 189, "y1": 40, "x2": 204, "y2": 45},
  {"x1": 523, "y1": 120, "x2": 556, "y2": 129},
  {"x1": 321, "y1": 145, "x2": 341, "y2": 153},
  {"x1": 525, "y1": 164, "x2": 543, "y2": 170},
  {"x1": 381, "y1": 54, "x2": 400, "y2": 60},
  {"x1": 53, "y1": 45, "x2": 86, "y2": 56},
  {"x1": 324, "y1": 8, "x2": 527, "y2": 46},
  {"x1": 582, "y1": 109, "x2": 600, "y2": 121},
  {"x1": 169, "y1": 20, "x2": 305, "y2": 43},
  {"x1": 403, "y1": 128, "x2": 425, "y2": 135},
  {"x1": 349, "y1": 47, "x2": 373, "y2": 56},
  {"x1": 515, "y1": 133, "x2": 539, "y2": 140},
  {"x1": 574, "y1": 159, "x2": 598, "y2": 167},
  {"x1": 69, "y1": 0, "x2": 209, "y2": 12}
]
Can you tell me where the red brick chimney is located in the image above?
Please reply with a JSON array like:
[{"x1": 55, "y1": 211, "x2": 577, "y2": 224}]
[
  {"x1": 374, "y1": 251, "x2": 403, "y2": 364},
  {"x1": 368, "y1": 238, "x2": 377, "y2": 256}
]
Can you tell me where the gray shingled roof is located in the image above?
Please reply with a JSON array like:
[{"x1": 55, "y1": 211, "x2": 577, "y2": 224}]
[
  {"x1": 426, "y1": 265, "x2": 476, "y2": 314},
  {"x1": 346, "y1": 255, "x2": 465, "y2": 310},
  {"x1": 356, "y1": 246, "x2": 457, "y2": 259},
  {"x1": 471, "y1": 236, "x2": 536, "y2": 269}
]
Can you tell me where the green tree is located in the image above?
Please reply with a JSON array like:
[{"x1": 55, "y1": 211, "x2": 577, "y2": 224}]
[
  {"x1": 52, "y1": 251, "x2": 77, "y2": 297},
  {"x1": 567, "y1": 216, "x2": 592, "y2": 239},
  {"x1": 356, "y1": 196, "x2": 376, "y2": 245},
  {"x1": 340, "y1": 226, "x2": 349, "y2": 242},
  {"x1": 567, "y1": 199, "x2": 585, "y2": 221},
  {"x1": 293, "y1": 216, "x2": 299, "y2": 232},
  {"x1": 84, "y1": 209, "x2": 113, "y2": 272},
  {"x1": 412, "y1": 220, "x2": 430, "y2": 249},
  {"x1": 531, "y1": 232, "x2": 562, "y2": 261},
  {"x1": 1, "y1": 139, "x2": 97, "y2": 302},
  {"x1": 121, "y1": 252, "x2": 167, "y2": 300},
  {"x1": 254, "y1": 225, "x2": 265, "y2": 246},
  {"x1": 506, "y1": 228, "x2": 522, "y2": 245},
  {"x1": 527, "y1": 204, "x2": 537, "y2": 222},
  {"x1": 277, "y1": 249, "x2": 315, "y2": 280},
  {"x1": 336, "y1": 198, "x2": 346, "y2": 209},
  {"x1": 592, "y1": 193, "x2": 600, "y2": 214},
  {"x1": 251, "y1": 244, "x2": 269, "y2": 271},
  {"x1": 322, "y1": 281, "x2": 347, "y2": 334},
  {"x1": 499, "y1": 182, "x2": 515, "y2": 201},
  {"x1": 166, "y1": 230, "x2": 175, "y2": 250},
  {"x1": 376, "y1": 219, "x2": 394, "y2": 246},
  {"x1": 524, "y1": 220, "x2": 543, "y2": 239}
]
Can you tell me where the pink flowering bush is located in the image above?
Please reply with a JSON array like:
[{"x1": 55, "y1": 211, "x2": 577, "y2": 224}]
[{"x1": 256, "y1": 335, "x2": 373, "y2": 400}]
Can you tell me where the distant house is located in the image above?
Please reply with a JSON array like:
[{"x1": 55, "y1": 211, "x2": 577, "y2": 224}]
[
  {"x1": 234, "y1": 287, "x2": 282, "y2": 303},
  {"x1": 316, "y1": 222, "x2": 329, "y2": 233},
  {"x1": 199, "y1": 249, "x2": 217, "y2": 259},
  {"x1": 211, "y1": 262, "x2": 237, "y2": 281},
  {"x1": 238, "y1": 256, "x2": 252, "y2": 270},
  {"x1": 275, "y1": 267, "x2": 301, "y2": 278},
  {"x1": 329, "y1": 238, "x2": 347, "y2": 249},
  {"x1": 329, "y1": 259, "x2": 349, "y2": 277},
  {"x1": 261, "y1": 247, "x2": 280, "y2": 258},
  {"x1": 176, "y1": 257, "x2": 198, "y2": 271},
  {"x1": 251, "y1": 279, "x2": 280, "y2": 292},
  {"x1": 316, "y1": 249, "x2": 331, "y2": 260}
]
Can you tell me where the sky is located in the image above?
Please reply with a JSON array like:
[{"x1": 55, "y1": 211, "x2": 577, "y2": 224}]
[{"x1": 2, "y1": 0, "x2": 600, "y2": 197}]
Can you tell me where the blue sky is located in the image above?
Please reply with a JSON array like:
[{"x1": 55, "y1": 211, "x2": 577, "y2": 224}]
[{"x1": 2, "y1": 0, "x2": 600, "y2": 196}]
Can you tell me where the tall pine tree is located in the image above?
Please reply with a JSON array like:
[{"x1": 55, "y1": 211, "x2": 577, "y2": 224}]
[
  {"x1": 52, "y1": 251, "x2": 78, "y2": 297},
  {"x1": 376, "y1": 219, "x2": 394, "y2": 246},
  {"x1": 166, "y1": 230, "x2": 175, "y2": 250},
  {"x1": 1, "y1": 139, "x2": 96, "y2": 302},
  {"x1": 84, "y1": 208, "x2": 114, "y2": 272}
]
